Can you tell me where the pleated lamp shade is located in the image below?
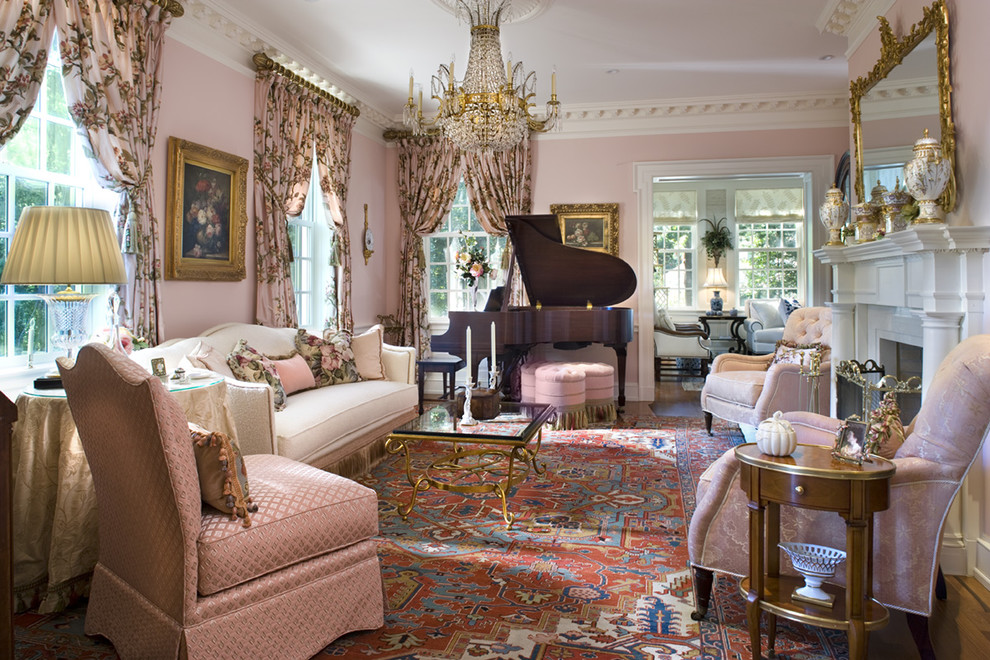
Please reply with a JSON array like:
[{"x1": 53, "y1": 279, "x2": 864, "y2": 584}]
[{"x1": 1, "y1": 206, "x2": 126, "y2": 286}]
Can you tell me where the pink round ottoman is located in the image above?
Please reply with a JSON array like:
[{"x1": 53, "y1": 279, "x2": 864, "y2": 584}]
[
  {"x1": 534, "y1": 363, "x2": 587, "y2": 430},
  {"x1": 520, "y1": 360, "x2": 549, "y2": 403},
  {"x1": 569, "y1": 362, "x2": 616, "y2": 422}
]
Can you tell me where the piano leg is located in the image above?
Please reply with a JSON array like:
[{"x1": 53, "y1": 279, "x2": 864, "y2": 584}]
[{"x1": 610, "y1": 344, "x2": 627, "y2": 410}]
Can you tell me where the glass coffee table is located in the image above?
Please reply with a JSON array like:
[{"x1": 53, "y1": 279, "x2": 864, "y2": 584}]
[{"x1": 385, "y1": 401, "x2": 553, "y2": 527}]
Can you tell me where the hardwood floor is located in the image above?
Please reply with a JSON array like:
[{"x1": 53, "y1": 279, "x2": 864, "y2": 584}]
[{"x1": 647, "y1": 377, "x2": 990, "y2": 659}]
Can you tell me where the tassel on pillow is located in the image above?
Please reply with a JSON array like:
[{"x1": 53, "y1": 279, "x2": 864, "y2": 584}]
[{"x1": 190, "y1": 423, "x2": 258, "y2": 527}]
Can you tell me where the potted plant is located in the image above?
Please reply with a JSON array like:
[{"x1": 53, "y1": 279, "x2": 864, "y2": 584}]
[{"x1": 701, "y1": 216, "x2": 733, "y2": 267}]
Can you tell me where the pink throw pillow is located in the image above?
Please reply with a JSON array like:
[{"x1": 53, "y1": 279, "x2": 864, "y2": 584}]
[
  {"x1": 271, "y1": 353, "x2": 317, "y2": 395},
  {"x1": 351, "y1": 324, "x2": 385, "y2": 380}
]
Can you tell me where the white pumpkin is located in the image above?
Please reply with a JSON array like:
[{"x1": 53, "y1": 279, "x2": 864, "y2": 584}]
[{"x1": 756, "y1": 411, "x2": 797, "y2": 456}]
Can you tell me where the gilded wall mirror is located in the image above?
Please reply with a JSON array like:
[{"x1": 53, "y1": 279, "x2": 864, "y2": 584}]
[{"x1": 850, "y1": 0, "x2": 954, "y2": 212}]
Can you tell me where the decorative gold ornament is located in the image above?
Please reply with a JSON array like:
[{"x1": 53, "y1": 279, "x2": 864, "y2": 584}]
[{"x1": 362, "y1": 204, "x2": 374, "y2": 265}]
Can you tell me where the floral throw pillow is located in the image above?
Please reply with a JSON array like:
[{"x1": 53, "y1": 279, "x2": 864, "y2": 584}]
[
  {"x1": 226, "y1": 340, "x2": 288, "y2": 411},
  {"x1": 771, "y1": 340, "x2": 823, "y2": 370},
  {"x1": 294, "y1": 329, "x2": 362, "y2": 387}
]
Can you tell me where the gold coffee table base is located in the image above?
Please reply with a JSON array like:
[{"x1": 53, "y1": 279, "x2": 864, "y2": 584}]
[{"x1": 385, "y1": 432, "x2": 547, "y2": 528}]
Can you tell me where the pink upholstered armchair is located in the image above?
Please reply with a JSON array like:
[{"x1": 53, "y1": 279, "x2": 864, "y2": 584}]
[
  {"x1": 688, "y1": 333, "x2": 990, "y2": 658},
  {"x1": 58, "y1": 344, "x2": 385, "y2": 659},
  {"x1": 700, "y1": 306, "x2": 832, "y2": 435}
]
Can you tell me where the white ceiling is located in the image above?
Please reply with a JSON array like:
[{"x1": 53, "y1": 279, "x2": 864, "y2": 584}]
[{"x1": 174, "y1": 0, "x2": 879, "y2": 136}]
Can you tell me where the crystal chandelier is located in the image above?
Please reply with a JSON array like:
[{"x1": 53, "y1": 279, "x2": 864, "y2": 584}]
[{"x1": 403, "y1": 0, "x2": 559, "y2": 152}]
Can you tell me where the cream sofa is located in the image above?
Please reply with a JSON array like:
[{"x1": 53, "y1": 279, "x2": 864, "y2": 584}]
[{"x1": 131, "y1": 322, "x2": 419, "y2": 477}]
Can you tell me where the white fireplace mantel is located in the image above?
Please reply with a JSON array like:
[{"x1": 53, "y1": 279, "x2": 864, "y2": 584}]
[
  {"x1": 815, "y1": 225, "x2": 990, "y2": 394},
  {"x1": 814, "y1": 224, "x2": 990, "y2": 579}
]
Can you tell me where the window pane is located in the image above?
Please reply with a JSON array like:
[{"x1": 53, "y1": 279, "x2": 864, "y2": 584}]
[
  {"x1": 46, "y1": 121, "x2": 73, "y2": 174},
  {"x1": 15, "y1": 178, "x2": 48, "y2": 225},
  {"x1": 653, "y1": 224, "x2": 695, "y2": 308},
  {"x1": 15, "y1": 299, "x2": 47, "y2": 355},
  {"x1": 0, "y1": 175, "x2": 6, "y2": 231},
  {"x1": 0, "y1": 305, "x2": 5, "y2": 357},
  {"x1": 45, "y1": 73, "x2": 70, "y2": 120},
  {"x1": 3, "y1": 117, "x2": 40, "y2": 169},
  {"x1": 53, "y1": 184, "x2": 81, "y2": 207}
]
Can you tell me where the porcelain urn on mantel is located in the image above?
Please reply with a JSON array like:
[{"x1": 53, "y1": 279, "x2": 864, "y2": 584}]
[
  {"x1": 903, "y1": 129, "x2": 951, "y2": 224},
  {"x1": 819, "y1": 183, "x2": 849, "y2": 247},
  {"x1": 881, "y1": 179, "x2": 913, "y2": 234},
  {"x1": 853, "y1": 202, "x2": 879, "y2": 243}
]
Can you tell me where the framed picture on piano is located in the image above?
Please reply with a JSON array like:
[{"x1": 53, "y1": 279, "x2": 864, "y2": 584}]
[{"x1": 550, "y1": 203, "x2": 619, "y2": 256}]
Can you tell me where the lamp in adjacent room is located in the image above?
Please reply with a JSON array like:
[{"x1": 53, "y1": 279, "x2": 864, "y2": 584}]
[
  {"x1": 703, "y1": 267, "x2": 728, "y2": 315},
  {"x1": 0, "y1": 206, "x2": 127, "y2": 381}
]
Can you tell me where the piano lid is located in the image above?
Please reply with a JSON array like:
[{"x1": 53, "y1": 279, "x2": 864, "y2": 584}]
[{"x1": 505, "y1": 214, "x2": 637, "y2": 308}]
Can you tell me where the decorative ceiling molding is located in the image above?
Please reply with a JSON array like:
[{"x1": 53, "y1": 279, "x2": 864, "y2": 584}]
[
  {"x1": 172, "y1": 0, "x2": 849, "y2": 141},
  {"x1": 430, "y1": 0, "x2": 553, "y2": 25},
  {"x1": 818, "y1": 0, "x2": 871, "y2": 37}
]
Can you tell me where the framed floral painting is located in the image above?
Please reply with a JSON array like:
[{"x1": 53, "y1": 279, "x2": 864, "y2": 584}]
[
  {"x1": 550, "y1": 203, "x2": 619, "y2": 256},
  {"x1": 165, "y1": 137, "x2": 248, "y2": 280}
]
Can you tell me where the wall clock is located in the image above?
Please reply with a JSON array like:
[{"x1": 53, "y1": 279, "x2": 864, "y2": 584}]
[{"x1": 362, "y1": 203, "x2": 374, "y2": 265}]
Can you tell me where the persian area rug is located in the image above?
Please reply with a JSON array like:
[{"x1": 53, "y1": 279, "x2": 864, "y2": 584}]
[{"x1": 13, "y1": 416, "x2": 850, "y2": 659}]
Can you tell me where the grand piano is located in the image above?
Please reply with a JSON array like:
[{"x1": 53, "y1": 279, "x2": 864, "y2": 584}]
[{"x1": 431, "y1": 214, "x2": 637, "y2": 407}]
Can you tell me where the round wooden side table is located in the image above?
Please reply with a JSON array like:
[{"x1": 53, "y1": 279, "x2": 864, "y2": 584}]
[{"x1": 734, "y1": 443, "x2": 895, "y2": 660}]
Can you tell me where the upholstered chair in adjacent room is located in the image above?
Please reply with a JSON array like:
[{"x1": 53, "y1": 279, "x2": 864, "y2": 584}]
[
  {"x1": 688, "y1": 333, "x2": 990, "y2": 659},
  {"x1": 58, "y1": 344, "x2": 385, "y2": 659},
  {"x1": 700, "y1": 306, "x2": 832, "y2": 435}
]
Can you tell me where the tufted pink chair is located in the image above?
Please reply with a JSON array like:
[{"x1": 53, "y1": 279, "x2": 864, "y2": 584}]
[
  {"x1": 688, "y1": 333, "x2": 990, "y2": 658},
  {"x1": 700, "y1": 306, "x2": 832, "y2": 434},
  {"x1": 58, "y1": 344, "x2": 385, "y2": 659}
]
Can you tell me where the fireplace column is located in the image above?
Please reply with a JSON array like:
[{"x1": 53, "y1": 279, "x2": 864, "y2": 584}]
[
  {"x1": 914, "y1": 311, "x2": 964, "y2": 395},
  {"x1": 825, "y1": 302, "x2": 856, "y2": 417}
]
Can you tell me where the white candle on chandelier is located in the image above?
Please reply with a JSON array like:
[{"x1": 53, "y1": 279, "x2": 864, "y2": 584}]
[
  {"x1": 466, "y1": 325, "x2": 472, "y2": 384},
  {"x1": 551, "y1": 66, "x2": 557, "y2": 96},
  {"x1": 408, "y1": 70, "x2": 414, "y2": 99}
]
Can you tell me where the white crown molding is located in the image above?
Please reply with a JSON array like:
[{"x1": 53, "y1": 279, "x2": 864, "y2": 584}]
[
  {"x1": 172, "y1": 0, "x2": 849, "y2": 140},
  {"x1": 817, "y1": 0, "x2": 870, "y2": 37}
]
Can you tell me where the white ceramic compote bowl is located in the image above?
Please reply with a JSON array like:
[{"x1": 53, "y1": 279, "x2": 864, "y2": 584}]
[{"x1": 778, "y1": 542, "x2": 846, "y2": 608}]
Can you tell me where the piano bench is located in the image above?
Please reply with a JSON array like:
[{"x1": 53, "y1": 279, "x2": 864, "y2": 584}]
[
  {"x1": 417, "y1": 355, "x2": 466, "y2": 414},
  {"x1": 567, "y1": 362, "x2": 616, "y2": 423},
  {"x1": 534, "y1": 364, "x2": 587, "y2": 430}
]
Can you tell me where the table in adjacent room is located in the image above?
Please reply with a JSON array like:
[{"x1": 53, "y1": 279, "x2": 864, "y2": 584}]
[
  {"x1": 385, "y1": 401, "x2": 552, "y2": 527},
  {"x1": 698, "y1": 314, "x2": 747, "y2": 355},
  {"x1": 734, "y1": 443, "x2": 895, "y2": 660},
  {"x1": 11, "y1": 375, "x2": 237, "y2": 613}
]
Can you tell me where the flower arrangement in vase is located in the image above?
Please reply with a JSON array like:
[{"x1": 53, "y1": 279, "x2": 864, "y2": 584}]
[{"x1": 455, "y1": 234, "x2": 493, "y2": 309}]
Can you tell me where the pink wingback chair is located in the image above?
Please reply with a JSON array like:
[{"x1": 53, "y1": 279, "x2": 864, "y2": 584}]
[
  {"x1": 58, "y1": 344, "x2": 385, "y2": 659},
  {"x1": 688, "y1": 332, "x2": 990, "y2": 658},
  {"x1": 700, "y1": 306, "x2": 832, "y2": 434}
]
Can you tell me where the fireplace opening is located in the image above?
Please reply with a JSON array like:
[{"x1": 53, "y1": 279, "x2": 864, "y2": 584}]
[{"x1": 836, "y1": 339, "x2": 922, "y2": 425}]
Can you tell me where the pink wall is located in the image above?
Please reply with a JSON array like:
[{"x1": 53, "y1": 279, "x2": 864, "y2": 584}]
[
  {"x1": 155, "y1": 39, "x2": 256, "y2": 339},
  {"x1": 154, "y1": 39, "x2": 392, "y2": 339}
]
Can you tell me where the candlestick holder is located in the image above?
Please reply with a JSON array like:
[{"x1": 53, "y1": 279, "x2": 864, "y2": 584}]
[
  {"x1": 460, "y1": 377, "x2": 478, "y2": 426},
  {"x1": 489, "y1": 365, "x2": 500, "y2": 390}
]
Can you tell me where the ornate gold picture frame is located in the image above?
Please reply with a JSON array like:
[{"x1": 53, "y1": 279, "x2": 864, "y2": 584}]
[
  {"x1": 550, "y1": 203, "x2": 619, "y2": 256},
  {"x1": 165, "y1": 137, "x2": 248, "y2": 280}
]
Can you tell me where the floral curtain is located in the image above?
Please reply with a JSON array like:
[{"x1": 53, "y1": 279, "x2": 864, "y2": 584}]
[
  {"x1": 253, "y1": 72, "x2": 319, "y2": 328},
  {"x1": 462, "y1": 137, "x2": 533, "y2": 306},
  {"x1": 396, "y1": 135, "x2": 462, "y2": 357},
  {"x1": 55, "y1": 0, "x2": 178, "y2": 344},
  {"x1": 0, "y1": 0, "x2": 56, "y2": 148},
  {"x1": 313, "y1": 105, "x2": 355, "y2": 332}
]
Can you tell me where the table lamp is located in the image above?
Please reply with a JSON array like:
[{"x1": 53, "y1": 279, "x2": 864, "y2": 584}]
[
  {"x1": 703, "y1": 267, "x2": 728, "y2": 315},
  {"x1": 0, "y1": 206, "x2": 127, "y2": 385}
]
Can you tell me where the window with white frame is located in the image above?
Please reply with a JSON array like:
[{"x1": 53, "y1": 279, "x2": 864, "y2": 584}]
[
  {"x1": 287, "y1": 156, "x2": 335, "y2": 330},
  {"x1": 425, "y1": 179, "x2": 505, "y2": 320},
  {"x1": 651, "y1": 177, "x2": 808, "y2": 309},
  {"x1": 0, "y1": 37, "x2": 117, "y2": 364},
  {"x1": 735, "y1": 186, "x2": 804, "y2": 303},
  {"x1": 652, "y1": 189, "x2": 697, "y2": 309}
]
